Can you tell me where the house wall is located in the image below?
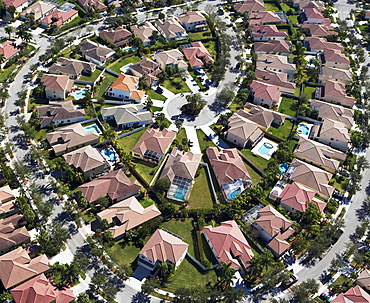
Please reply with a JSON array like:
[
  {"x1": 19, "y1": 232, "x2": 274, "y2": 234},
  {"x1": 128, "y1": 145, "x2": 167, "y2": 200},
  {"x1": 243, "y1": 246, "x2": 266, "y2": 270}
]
[
  {"x1": 303, "y1": 18, "x2": 325, "y2": 24},
  {"x1": 82, "y1": 164, "x2": 106, "y2": 180},
  {"x1": 253, "y1": 96, "x2": 274, "y2": 108},
  {"x1": 117, "y1": 120, "x2": 151, "y2": 129},
  {"x1": 45, "y1": 90, "x2": 66, "y2": 100},
  {"x1": 107, "y1": 87, "x2": 131, "y2": 100},
  {"x1": 224, "y1": 131, "x2": 247, "y2": 148},
  {"x1": 316, "y1": 135, "x2": 349, "y2": 152},
  {"x1": 182, "y1": 20, "x2": 207, "y2": 32},
  {"x1": 138, "y1": 254, "x2": 156, "y2": 271},
  {"x1": 53, "y1": 137, "x2": 100, "y2": 157},
  {"x1": 280, "y1": 201, "x2": 299, "y2": 214},
  {"x1": 253, "y1": 223, "x2": 274, "y2": 242},
  {"x1": 41, "y1": 116, "x2": 86, "y2": 128},
  {"x1": 324, "y1": 61, "x2": 350, "y2": 70}
]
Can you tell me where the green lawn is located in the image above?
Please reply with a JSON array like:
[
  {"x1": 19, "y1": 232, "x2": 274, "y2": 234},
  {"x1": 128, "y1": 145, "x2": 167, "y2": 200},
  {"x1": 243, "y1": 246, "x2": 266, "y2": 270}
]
[
  {"x1": 163, "y1": 77, "x2": 191, "y2": 94},
  {"x1": 188, "y1": 166, "x2": 213, "y2": 209},
  {"x1": 280, "y1": 3, "x2": 292, "y2": 11},
  {"x1": 196, "y1": 129, "x2": 217, "y2": 152},
  {"x1": 117, "y1": 127, "x2": 147, "y2": 153},
  {"x1": 94, "y1": 73, "x2": 117, "y2": 98},
  {"x1": 203, "y1": 40, "x2": 217, "y2": 58},
  {"x1": 79, "y1": 68, "x2": 102, "y2": 82},
  {"x1": 134, "y1": 161, "x2": 157, "y2": 184},
  {"x1": 147, "y1": 88, "x2": 167, "y2": 101},
  {"x1": 188, "y1": 29, "x2": 213, "y2": 41},
  {"x1": 278, "y1": 97, "x2": 297, "y2": 117},
  {"x1": 189, "y1": 70, "x2": 206, "y2": 90},
  {"x1": 0, "y1": 63, "x2": 18, "y2": 83},
  {"x1": 267, "y1": 120, "x2": 294, "y2": 140},
  {"x1": 176, "y1": 128, "x2": 188, "y2": 144},
  {"x1": 265, "y1": 3, "x2": 280, "y2": 11},
  {"x1": 330, "y1": 274, "x2": 355, "y2": 292},
  {"x1": 105, "y1": 239, "x2": 140, "y2": 268},
  {"x1": 287, "y1": 139, "x2": 298, "y2": 152},
  {"x1": 302, "y1": 85, "x2": 317, "y2": 99},
  {"x1": 140, "y1": 198, "x2": 155, "y2": 208},
  {"x1": 288, "y1": 15, "x2": 299, "y2": 25},
  {"x1": 152, "y1": 106, "x2": 163, "y2": 112},
  {"x1": 106, "y1": 56, "x2": 141, "y2": 74},
  {"x1": 161, "y1": 256, "x2": 217, "y2": 293},
  {"x1": 244, "y1": 161, "x2": 262, "y2": 185},
  {"x1": 240, "y1": 148, "x2": 269, "y2": 171}
]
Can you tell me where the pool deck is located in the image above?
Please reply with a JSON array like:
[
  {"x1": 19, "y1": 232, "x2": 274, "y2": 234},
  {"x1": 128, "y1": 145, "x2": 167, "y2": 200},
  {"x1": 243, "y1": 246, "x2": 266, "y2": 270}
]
[
  {"x1": 251, "y1": 138, "x2": 279, "y2": 160},
  {"x1": 296, "y1": 123, "x2": 313, "y2": 139}
]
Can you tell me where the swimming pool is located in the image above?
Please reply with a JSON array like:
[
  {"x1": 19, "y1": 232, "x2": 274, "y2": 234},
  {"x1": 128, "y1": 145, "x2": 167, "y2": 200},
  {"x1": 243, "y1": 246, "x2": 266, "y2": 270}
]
[
  {"x1": 173, "y1": 188, "x2": 188, "y2": 200},
  {"x1": 226, "y1": 188, "x2": 242, "y2": 200},
  {"x1": 258, "y1": 142, "x2": 274, "y2": 156},
  {"x1": 124, "y1": 47, "x2": 137, "y2": 52},
  {"x1": 120, "y1": 63, "x2": 133, "y2": 73},
  {"x1": 102, "y1": 147, "x2": 117, "y2": 162},
  {"x1": 279, "y1": 163, "x2": 289, "y2": 174},
  {"x1": 84, "y1": 124, "x2": 101, "y2": 134},
  {"x1": 297, "y1": 123, "x2": 310, "y2": 136},
  {"x1": 75, "y1": 89, "x2": 87, "y2": 100}
]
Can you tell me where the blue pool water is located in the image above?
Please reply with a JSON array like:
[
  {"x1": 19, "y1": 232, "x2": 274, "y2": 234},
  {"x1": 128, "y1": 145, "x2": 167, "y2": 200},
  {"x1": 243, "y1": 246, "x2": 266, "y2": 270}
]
[
  {"x1": 75, "y1": 89, "x2": 87, "y2": 100},
  {"x1": 174, "y1": 188, "x2": 187, "y2": 200},
  {"x1": 297, "y1": 123, "x2": 310, "y2": 136},
  {"x1": 102, "y1": 148, "x2": 117, "y2": 161},
  {"x1": 121, "y1": 63, "x2": 133, "y2": 73},
  {"x1": 84, "y1": 125, "x2": 101, "y2": 134},
  {"x1": 124, "y1": 47, "x2": 138, "y2": 52},
  {"x1": 279, "y1": 163, "x2": 289, "y2": 174},
  {"x1": 257, "y1": 142, "x2": 274, "y2": 156},
  {"x1": 226, "y1": 188, "x2": 242, "y2": 200}
]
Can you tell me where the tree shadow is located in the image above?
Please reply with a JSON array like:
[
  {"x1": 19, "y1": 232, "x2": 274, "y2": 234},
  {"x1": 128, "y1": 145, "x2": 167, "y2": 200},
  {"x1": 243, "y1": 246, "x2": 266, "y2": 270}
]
[
  {"x1": 356, "y1": 200, "x2": 370, "y2": 221},
  {"x1": 131, "y1": 292, "x2": 151, "y2": 303},
  {"x1": 11, "y1": 133, "x2": 28, "y2": 150},
  {"x1": 208, "y1": 101, "x2": 224, "y2": 114}
]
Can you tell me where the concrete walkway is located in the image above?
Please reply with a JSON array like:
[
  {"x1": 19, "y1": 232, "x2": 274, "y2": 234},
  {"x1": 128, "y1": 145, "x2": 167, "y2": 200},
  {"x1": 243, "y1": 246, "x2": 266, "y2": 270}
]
[
  {"x1": 184, "y1": 126, "x2": 201, "y2": 154},
  {"x1": 200, "y1": 125, "x2": 230, "y2": 150}
]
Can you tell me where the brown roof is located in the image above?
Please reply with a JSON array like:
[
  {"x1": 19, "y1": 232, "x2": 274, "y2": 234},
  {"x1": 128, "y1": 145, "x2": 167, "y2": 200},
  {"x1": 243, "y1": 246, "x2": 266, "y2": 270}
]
[
  {"x1": 0, "y1": 185, "x2": 14, "y2": 203},
  {"x1": 249, "y1": 11, "x2": 282, "y2": 26},
  {"x1": 154, "y1": 49, "x2": 188, "y2": 69},
  {"x1": 317, "y1": 118, "x2": 351, "y2": 143},
  {"x1": 130, "y1": 21, "x2": 157, "y2": 44},
  {"x1": 37, "y1": 101, "x2": 85, "y2": 126},
  {"x1": 255, "y1": 69, "x2": 296, "y2": 92},
  {"x1": 20, "y1": 1, "x2": 56, "y2": 20},
  {"x1": 234, "y1": 0, "x2": 266, "y2": 13},
  {"x1": 206, "y1": 147, "x2": 251, "y2": 186},
  {"x1": 250, "y1": 80, "x2": 281, "y2": 103},
  {"x1": 49, "y1": 57, "x2": 95, "y2": 78},
  {"x1": 357, "y1": 269, "x2": 370, "y2": 291},
  {"x1": 310, "y1": 99, "x2": 354, "y2": 127},
  {"x1": 319, "y1": 66, "x2": 353, "y2": 84},
  {"x1": 178, "y1": 11, "x2": 206, "y2": 25},
  {"x1": 256, "y1": 54, "x2": 296, "y2": 73},
  {"x1": 332, "y1": 286, "x2": 370, "y2": 303},
  {"x1": 251, "y1": 25, "x2": 288, "y2": 39},
  {"x1": 40, "y1": 8, "x2": 78, "y2": 26},
  {"x1": 46, "y1": 123, "x2": 100, "y2": 155},
  {"x1": 255, "y1": 205, "x2": 292, "y2": 238},
  {"x1": 0, "y1": 214, "x2": 30, "y2": 252},
  {"x1": 254, "y1": 40, "x2": 292, "y2": 53},
  {"x1": 80, "y1": 39, "x2": 114, "y2": 63},
  {"x1": 294, "y1": 137, "x2": 346, "y2": 172},
  {"x1": 63, "y1": 145, "x2": 106, "y2": 174},
  {"x1": 11, "y1": 274, "x2": 75, "y2": 303},
  {"x1": 241, "y1": 103, "x2": 286, "y2": 128},
  {"x1": 127, "y1": 57, "x2": 161, "y2": 86},
  {"x1": 0, "y1": 247, "x2": 49, "y2": 289},
  {"x1": 286, "y1": 158, "x2": 335, "y2": 199},
  {"x1": 41, "y1": 74, "x2": 74, "y2": 92},
  {"x1": 154, "y1": 18, "x2": 187, "y2": 39},
  {"x1": 301, "y1": 24, "x2": 337, "y2": 37},
  {"x1": 304, "y1": 37, "x2": 344, "y2": 52},
  {"x1": 98, "y1": 196, "x2": 161, "y2": 238},
  {"x1": 303, "y1": 7, "x2": 328, "y2": 22},
  {"x1": 294, "y1": 0, "x2": 325, "y2": 10},
  {"x1": 226, "y1": 111, "x2": 263, "y2": 144},
  {"x1": 132, "y1": 127, "x2": 177, "y2": 157},
  {"x1": 99, "y1": 26, "x2": 132, "y2": 47},
  {"x1": 323, "y1": 49, "x2": 350, "y2": 65},
  {"x1": 139, "y1": 229, "x2": 189, "y2": 264},
  {"x1": 78, "y1": 0, "x2": 106, "y2": 11},
  {"x1": 78, "y1": 169, "x2": 141, "y2": 203},
  {"x1": 160, "y1": 147, "x2": 201, "y2": 182},
  {"x1": 203, "y1": 220, "x2": 254, "y2": 269},
  {"x1": 323, "y1": 80, "x2": 356, "y2": 107}
]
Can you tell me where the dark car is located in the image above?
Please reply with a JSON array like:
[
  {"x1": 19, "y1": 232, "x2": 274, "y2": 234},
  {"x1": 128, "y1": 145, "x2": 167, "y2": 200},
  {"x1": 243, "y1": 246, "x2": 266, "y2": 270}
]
[{"x1": 156, "y1": 86, "x2": 163, "y2": 94}]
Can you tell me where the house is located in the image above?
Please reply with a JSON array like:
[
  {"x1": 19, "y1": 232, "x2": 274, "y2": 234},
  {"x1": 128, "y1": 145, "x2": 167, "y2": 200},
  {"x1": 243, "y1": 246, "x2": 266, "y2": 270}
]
[
  {"x1": 301, "y1": 8, "x2": 331, "y2": 24},
  {"x1": 254, "y1": 205, "x2": 294, "y2": 257},
  {"x1": 159, "y1": 147, "x2": 201, "y2": 201},
  {"x1": 254, "y1": 40, "x2": 292, "y2": 55},
  {"x1": 41, "y1": 74, "x2": 74, "y2": 100},
  {"x1": 80, "y1": 39, "x2": 115, "y2": 65},
  {"x1": 138, "y1": 229, "x2": 189, "y2": 273},
  {"x1": 78, "y1": 169, "x2": 141, "y2": 204},
  {"x1": 37, "y1": 101, "x2": 86, "y2": 127},
  {"x1": 311, "y1": 119, "x2": 351, "y2": 152},
  {"x1": 255, "y1": 69, "x2": 296, "y2": 94},
  {"x1": 3, "y1": 0, "x2": 30, "y2": 12},
  {"x1": 78, "y1": 0, "x2": 106, "y2": 11},
  {"x1": 276, "y1": 182, "x2": 327, "y2": 213},
  {"x1": 293, "y1": 0, "x2": 325, "y2": 11},
  {"x1": 40, "y1": 8, "x2": 78, "y2": 27},
  {"x1": 366, "y1": 11, "x2": 370, "y2": 20},
  {"x1": 178, "y1": 11, "x2": 207, "y2": 32},
  {"x1": 154, "y1": 19, "x2": 188, "y2": 41},
  {"x1": 319, "y1": 80, "x2": 356, "y2": 108},
  {"x1": 99, "y1": 26, "x2": 132, "y2": 48},
  {"x1": 132, "y1": 127, "x2": 177, "y2": 164},
  {"x1": 0, "y1": 247, "x2": 49, "y2": 289},
  {"x1": 319, "y1": 66, "x2": 353, "y2": 84},
  {"x1": 97, "y1": 196, "x2": 161, "y2": 239},
  {"x1": 0, "y1": 185, "x2": 16, "y2": 217},
  {"x1": 304, "y1": 37, "x2": 344, "y2": 53},
  {"x1": 101, "y1": 104, "x2": 152, "y2": 129},
  {"x1": 63, "y1": 145, "x2": 108, "y2": 180},
  {"x1": 310, "y1": 99, "x2": 354, "y2": 127},
  {"x1": 0, "y1": 41, "x2": 20, "y2": 68},
  {"x1": 234, "y1": 0, "x2": 266, "y2": 13},
  {"x1": 203, "y1": 220, "x2": 254, "y2": 270},
  {"x1": 357, "y1": 269, "x2": 370, "y2": 292},
  {"x1": 181, "y1": 41, "x2": 213, "y2": 69},
  {"x1": 294, "y1": 137, "x2": 347, "y2": 173},
  {"x1": 321, "y1": 49, "x2": 350, "y2": 70},
  {"x1": 224, "y1": 111, "x2": 264, "y2": 148},
  {"x1": 243, "y1": 103, "x2": 286, "y2": 129},
  {"x1": 248, "y1": 11, "x2": 286, "y2": 26},
  {"x1": 0, "y1": 214, "x2": 30, "y2": 254},
  {"x1": 250, "y1": 80, "x2": 281, "y2": 108},
  {"x1": 284, "y1": 158, "x2": 335, "y2": 200},
  {"x1": 301, "y1": 24, "x2": 337, "y2": 37},
  {"x1": 20, "y1": 1, "x2": 56, "y2": 20},
  {"x1": 10, "y1": 274, "x2": 75, "y2": 303},
  {"x1": 49, "y1": 57, "x2": 96, "y2": 79},
  {"x1": 206, "y1": 147, "x2": 252, "y2": 200},
  {"x1": 154, "y1": 49, "x2": 188, "y2": 71},
  {"x1": 126, "y1": 57, "x2": 161, "y2": 87},
  {"x1": 256, "y1": 54, "x2": 296, "y2": 75},
  {"x1": 130, "y1": 22, "x2": 158, "y2": 46},
  {"x1": 251, "y1": 25, "x2": 288, "y2": 41},
  {"x1": 106, "y1": 74, "x2": 146, "y2": 103},
  {"x1": 46, "y1": 123, "x2": 100, "y2": 156},
  {"x1": 332, "y1": 285, "x2": 370, "y2": 303}
]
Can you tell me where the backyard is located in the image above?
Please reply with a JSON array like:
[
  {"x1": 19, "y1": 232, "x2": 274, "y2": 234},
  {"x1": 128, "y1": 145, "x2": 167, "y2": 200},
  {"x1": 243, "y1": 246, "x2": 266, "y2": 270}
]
[
  {"x1": 302, "y1": 85, "x2": 317, "y2": 99},
  {"x1": 240, "y1": 148, "x2": 269, "y2": 171},
  {"x1": 79, "y1": 68, "x2": 102, "y2": 82},
  {"x1": 267, "y1": 119, "x2": 294, "y2": 140},
  {"x1": 105, "y1": 239, "x2": 141, "y2": 269},
  {"x1": 147, "y1": 88, "x2": 167, "y2": 101},
  {"x1": 134, "y1": 161, "x2": 157, "y2": 184},
  {"x1": 116, "y1": 127, "x2": 147, "y2": 153},
  {"x1": 106, "y1": 55, "x2": 141, "y2": 74},
  {"x1": 265, "y1": 2, "x2": 280, "y2": 11},
  {"x1": 188, "y1": 29, "x2": 213, "y2": 41},
  {"x1": 188, "y1": 166, "x2": 214, "y2": 209},
  {"x1": 94, "y1": 73, "x2": 117, "y2": 98},
  {"x1": 278, "y1": 97, "x2": 297, "y2": 117}
]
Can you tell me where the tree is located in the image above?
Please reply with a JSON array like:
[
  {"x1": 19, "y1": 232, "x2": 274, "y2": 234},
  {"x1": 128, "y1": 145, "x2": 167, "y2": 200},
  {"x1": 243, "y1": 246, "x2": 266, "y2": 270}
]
[
  {"x1": 61, "y1": 262, "x2": 80, "y2": 285},
  {"x1": 102, "y1": 125, "x2": 117, "y2": 143},
  {"x1": 3, "y1": 141, "x2": 16, "y2": 158},
  {"x1": 4, "y1": 26, "x2": 13, "y2": 39},
  {"x1": 356, "y1": 155, "x2": 370, "y2": 171},
  {"x1": 216, "y1": 87, "x2": 235, "y2": 107},
  {"x1": 142, "y1": 278, "x2": 159, "y2": 294},
  {"x1": 328, "y1": 257, "x2": 344, "y2": 275},
  {"x1": 290, "y1": 279, "x2": 319, "y2": 302},
  {"x1": 0, "y1": 291, "x2": 12, "y2": 302},
  {"x1": 216, "y1": 262, "x2": 235, "y2": 291},
  {"x1": 96, "y1": 196, "x2": 110, "y2": 208},
  {"x1": 154, "y1": 178, "x2": 171, "y2": 193},
  {"x1": 77, "y1": 293, "x2": 90, "y2": 303},
  {"x1": 181, "y1": 93, "x2": 206, "y2": 116},
  {"x1": 13, "y1": 160, "x2": 31, "y2": 180},
  {"x1": 144, "y1": 97, "x2": 153, "y2": 111}
]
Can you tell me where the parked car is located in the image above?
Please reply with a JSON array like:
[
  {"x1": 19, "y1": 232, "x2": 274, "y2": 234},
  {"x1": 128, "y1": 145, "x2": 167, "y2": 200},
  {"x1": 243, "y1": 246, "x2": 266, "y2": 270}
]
[
  {"x1": 290, "y1": 274, "x2": 299, "y2": 283},
  {"x1": 156, "y1": 86, "x2": 163, "y2": 94},
  {"x1": 319, "y1": 293, "x2": 332, "y2": 302}
]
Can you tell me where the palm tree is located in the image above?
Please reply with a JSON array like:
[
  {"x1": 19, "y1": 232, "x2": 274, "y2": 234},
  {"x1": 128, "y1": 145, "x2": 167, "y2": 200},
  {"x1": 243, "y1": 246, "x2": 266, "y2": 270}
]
[
  {"x1": 3, "y1": 141, "x2": 16, "y2": 158},
  {"x1": 0, "y1": 54, "x2": 6, "y2": 68},
  {"x1": 102, "y1": 125, "x2": 117, "y2": 143},
  {"x1": 62, "y1": 262, "x2": 80, "y2": 285},
  {"x1": 216, "y1": 262, "x2": 235, "y2": 291},
  {"x1": 33, "y1": 86, "x2": 45, "y2": 98},
  {"x1": 4, "y1": 26, "x2": 14, "y2": 39}
]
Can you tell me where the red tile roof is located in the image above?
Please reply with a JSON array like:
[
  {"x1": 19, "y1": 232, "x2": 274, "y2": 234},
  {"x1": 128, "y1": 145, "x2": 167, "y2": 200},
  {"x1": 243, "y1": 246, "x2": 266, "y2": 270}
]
[
  {"x1": 0, "y1": 41, "x2": 20, "y2": 61},
  {"x1": 250, "y1": 80, "x2": 281, "y2": 102},
  {"x1": 234, "y1": 0, "x2": 266, "y2": 13},
  {"x1": 332, "y1": 285, "x2": 370, "y2": 303},
  {"x1": 252, "y1": 25, "x2": 288, "y2": 39},
  {"x1": 41, "y1": 8, "x2": 78, "y2": 26}
]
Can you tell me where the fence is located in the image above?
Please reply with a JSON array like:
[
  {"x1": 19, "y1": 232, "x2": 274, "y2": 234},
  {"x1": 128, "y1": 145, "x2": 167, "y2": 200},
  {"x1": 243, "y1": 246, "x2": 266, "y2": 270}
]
[
  {"x1": 200, "y1": 162, "x2": 219, "y2": 204},
  {"x1": 297, "y1": 115, "x2": 323, "y2": 124},
  {"x1": 186, "y1": 253, "x2": 219, "y2": 272},
  {"x1": 237, "y1": 150, "x2": 265, "y2": 176},
  {"x1": 74, "y1": 79, "x2": 94, "y2": 86}
]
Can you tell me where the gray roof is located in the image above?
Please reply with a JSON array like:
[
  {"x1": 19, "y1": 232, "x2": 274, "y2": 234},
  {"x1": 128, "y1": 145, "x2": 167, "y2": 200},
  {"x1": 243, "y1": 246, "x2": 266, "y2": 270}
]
[{"x1": 101, "y1": 104, "x2": 152, "y2": 126}]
